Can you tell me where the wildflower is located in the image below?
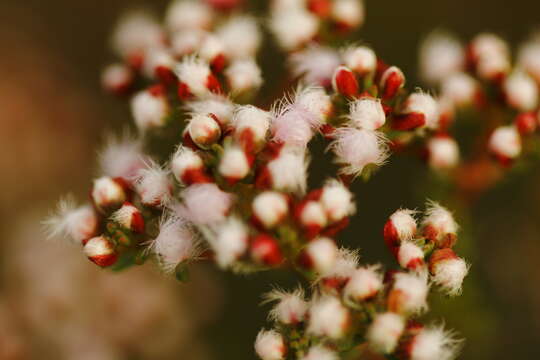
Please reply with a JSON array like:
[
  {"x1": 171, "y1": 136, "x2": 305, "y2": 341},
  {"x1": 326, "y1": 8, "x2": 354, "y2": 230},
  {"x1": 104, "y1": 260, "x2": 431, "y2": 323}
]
[
  {"x1": 251, "y1": 234, "x2": 284, "y2": 266},
  {"x1": 343, "y1": 265, "x2": 383, "y2": 302},
  {"x1": 330, "y1": 127, "x2": 389, "y2": 177},
  {"x1": 83, "y1": 235, "x2": 118, "y2": 267},
  {"x1": 348, "y1": 96, "x2": 386, "y2": 130},
  {"x1": 342, "y1": 45, "x2": 377, "y2": 75},
  {"x1": 270, "y1": 8, "x2": 319, "y2": 51},
  {"x1": 265, "y1": 287, "x2": 308, "y2": 325},
  {"x1": 388, "y1": 273, "x2": 429, "y2": 314},
  {"x1": 45, "y1": 196, "x2": 98, "y2": 244},
  {"x1": 175, "y1": 57, "x2": 220, "y2": 99},
  {"x1": 366, "y1": 312, "x2": 405, "y2": 354},
  {"x1": 429, "y1": 248, "x2": 469, "y2": 296},
  {"x1": 397, "y1": 241, "x2": 425, "y2": 271},
  {"x1": 186, "y1": 113, "x2": 222, "y2": 149},
  {"x1": 149, "y1": 216, "x2": 200, "y2": 273},
  {"x1": 91, "y1": 176, "x2": 128, "y2": 212},
  {"x1": 488, "y1": 125, "x2": 522, "y2": 164},
  {"x1": 426, "y1": 136, "x2": 460, "y2": 170},
  {"x1": 419, "y1": 31, "x2": 464, "y2": 84},
  {"x1": 267, "y1": 146, "x2": 309, "y2": 194},
  {"x1": 396, "y1": 92, "x2": 440, "y2": 131},
  {"x1": 176, "y1": 183, "x2": 233, "y2": 225},
  {"x1": 404, "y1": 325, "x2": 462, "y2": 360},
  {"x1": 383, "y1": 209, "x2": 417, "y2": 252},
  {"x1": 332, "y1": 66, "x2": 359, "y2": 97},
  {"x1": 380, "y1": 66, "x2": 405, "y2": 100},
  {"x1": 208, "y1": 217, "x2": 249, "y2": 268},
  {"x1": 252, "y1": 191, "x2": 289, "y2": 229},
  {"x1": 218, "y1": 145, "x2": 251, "y2": 182},
  {"x1": 130, "y1": 88, "x2": 168, "y2": 133},
  {"x1": 133, "y1": 161, "x2": 173, "y2": 207},
  {"x1": 216, "y1": 15, "x2": 261, "y2": 59},
  {"x1": 233, "y1": 105, "x2": 272, "y2": 148},
  {"x1": 111, "y1": 202, "x2": 145, "y2": 233},
  {"x1": 422, "y1": 201, "x2": 458, "y2": 248},
  {"x1": 298, "y1": 237, "x2": 338, "y2": 274},
  {"x1": 185, "y1": 95, "x2": 235, "y2": 127},
  {"x1": 318, "y1": 248, "x2": 359, "y2": 290},
  {"x1": 319, "y1": 179, "x2": 355, "y2": 223},
  {"x1": 307, "y1": 295, "x2": 349, "y2": 339},
  {"x1": 289, "y1": 45, "x2": 341, "y2": 86},
  {"x1": 225, "y1": 59, "x2": 263, "y2": 95},
  {"x1": 503, "y1": 71, "x2": 538, "y2": 112},
  {"x1": 170, "y1": 146, "x2": 211, "y2": 185},
  {"x1": 165, "y1": 0, "x2": 214, "y2": 31},
  {"x1": 254, "y1": 330, "x2": 286, "y2": 360}
]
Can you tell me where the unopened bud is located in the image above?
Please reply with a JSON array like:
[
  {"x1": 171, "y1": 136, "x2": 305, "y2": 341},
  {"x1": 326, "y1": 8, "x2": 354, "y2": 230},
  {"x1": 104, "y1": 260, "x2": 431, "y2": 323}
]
[
  {"x1": 503, "y1": 71, "x2": 538, "y2": 112},
  {"x1": 218, "y1": 145, "x2": 251, "y2": 182},
  {"x1": 396, "y1": 92, "x2": 439, "y2": 131},
  {"x1": 380, "y1": 66, "x2": 405, "y2": 100},
  {"x1": 187, "y1": 113, "x2": 222, "y2": 148},
  {"x1": 111, "y1": 202, "x2": 145, "y2": 233},
  {"x1": 251, "y1": 234, "x2": 283, "y2": 266},
  {"x1": 397, "y1": 242, "x2": 425, "y2": 270},
  {"x1": 366, "y1": 312, "x2": 405, "y2": 354},
  {"x1": 332, "y1": 66, "x2": 359, "y2": 97},
  {"x1": 426, "y1": 135, "x2": 459, "y2": 170},
  {"x1": 252, "y1": 192, "x2": 289, "y2": 229},
  {"x1": 307, "y1": 295, "x2": 350, "y2": 339},
  {"x1": 343, "y1": 266, "x2": 383, "y2": 302},
  {"x1": 331, "y1": 0, "x2": 365, "y2": 30},
  {"x1": 299, "y1": 237, "x2": 338, "y2": 274},
  {"x1": 171, "y1": 146, "x2": 210, "y2": 185},
  {"x1": 422, "y1": 201, "x2": 458, "y2": 248},
  {"x1": 429, "y1": 248, "x2": 468, "y2": 296},
  {"x1": 91, "y1": 177, "x2": 128, "y2": 212},
  {"x1": 254, "y1": 330, "x2": 286, "y2": 360},
  {"x1": 83, "y1": 235, "x2": 118, "y2": 267},
  {"x1": 488, "y1": 125, "x2": 522, "y2": 165},
  {"x1": 320, "y1": 180, "x2": 355, "y2": 223},
  {"x1": 383, "y1": 209, "x2": 417, "y2": 253},
  {"x1": 299, "y1": 201, "x2": 328, "y2": 235},
  {"x1": 343, "y1": 46, "x2": 376, "y2": 75},
  {"x1": 102, "y1": 63, "x2": 133, "y2": 95}
]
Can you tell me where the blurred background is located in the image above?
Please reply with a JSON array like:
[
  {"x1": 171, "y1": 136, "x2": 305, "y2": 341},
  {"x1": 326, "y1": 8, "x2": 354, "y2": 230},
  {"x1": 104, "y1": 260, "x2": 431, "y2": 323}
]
[{"x1": 1, "y1": 0, "x2": 539, "y2": 359}]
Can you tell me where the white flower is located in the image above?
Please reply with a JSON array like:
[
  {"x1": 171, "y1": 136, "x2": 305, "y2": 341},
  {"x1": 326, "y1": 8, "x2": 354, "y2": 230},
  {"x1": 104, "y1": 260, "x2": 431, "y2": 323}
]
[
  {"x1": 176, "y1": 183, "x2": 233, "y2": 225},
  {"x1": 216, "y1": 15, "x2": 261, "y2": 59},
  {"x1": 264, "y1": 287, "x2": 308, "y2": 325},
  {"x1": 111, "y1": 11, "x2": 162, "y2": 58},
  {"x1": 397, "y1": 241, "x2": 425, "y2": 270},
  {"x1": 391, "y1": 272, "x2": 429, "y2": 314},
  {"x1": 348, "y1": 97, "x2": 386, "y2": 130},
  {"x1": 232, "y1": 105, "x2": 272, "y2": 144},
  {"x1": 101, "y1": 63, "x2": 133, "y2": 93},
  {"x1": 419, "y1": 31, "x2": 464, "y2": 84},
  {"x1": 218, "y1": 145, "x2": 250, "y2": 180},
  {"x1": 165, "y1": 0, "x2": 214, "y2": 31},
  {"x1": 207, "y1": 217, "x2": 249, "y2": 268},
  {"x1": 307, "y1": 295, "x2": 349, "y2": 339},
  {"x1": 366, "y1": 312, "x2": 405, "y2": 354},
  {"x1": 402, "y1": 92, "x2": 440, "y2": 130},
  {"x1": 133, "y1": 160, "x2": 172, "y2": 206},
  {"x1": 142, "y1": 46, "x2": 175, "y2": 79},
  {"x1": 175, "y1": 56, "x2": 215, "y2": 98},
  {"x1": 343, "y1": 265, "x2": 383, "y2": 301},
  {"x1": 422, "y1": 201, "x2": 458, "y2": 242},
  {"x1": 289, "y1": 45, "x2": 341, "y2": 86},
  {"x1": 149, "y1": 216, "x2": 201, "y2": 273},
  {"x1": 252, "y1": 191, "x2": 289, "y2": 228},
  {"x1": 342, "y1": 45, "x2": 377, "y2": 74},
  {"x1": 488, "y1": 125, "x2": 522, "y2": 160},
  {"x1": 225, "y1": 59, "x2": 263, "y2": 95},
  {"x1": 518, "y1": 41, "x2": 540, "y2": 82},
  {"x1": 44, "y1": 196, "x2": 98, "y2": 244},
  {"x1": 318, "y1": 248, "x2": 360, "y2": 282},
  {"x1": 254, "y1": 330, "x2": 286, "y2": 360},
  {"x1": 270, "y1": 8, "x2": 319, "y2": 50},
  {"x1": 170, "y1": 146, "x2": 205, "y2": 184},
  {"x1": 409, "y1": 325, "x2": 462, "y2": 360},
  {"x1": 430, "y1": 250, "x2": 469, "y2": 296},
  {"x1": 267, "y1": 146, "x2": 309, "y2": 194},
  {"x1": 427, "y1": 136, "x2": 460, "y2": 170},
  {"x1": 503, "y1": 70, "x2": 538, "y2": 111},
  {"x1": 331, "y1": 0, "x2": 365, "y2": 29},
  {"x1": 441, "y1": 73, "x2": 477, "y2": 106},
  {"x1": 330, "y1": 127, "x2": 389, "y2": 176},
  {"x1": 388, "y1": 209, "x2": 418, "y2": 242},
  {"x1": 302, "y1": 237, "x2": 338, "y2": 275},
  {"x1": 299, "y1": 201, "x2": 328, "y2": 229},
  {"x1": 185, "y1": 95, "x2": 235, "y2": 127},
  {"x1": 130, "y1": 90, "x2": 168, "y2": 133},
  {"x1": 320, "y1": 179, "x2": 356, "y2": 223},
  {"x1": 187, "y1": 113, "x2": 222, "y2": 148},
  {"x1": 170, "y1": 29, "x2": 207, "y2": 57},
  {"x1": 98, "y1": 132, "x2": 148, "y2": 181}
]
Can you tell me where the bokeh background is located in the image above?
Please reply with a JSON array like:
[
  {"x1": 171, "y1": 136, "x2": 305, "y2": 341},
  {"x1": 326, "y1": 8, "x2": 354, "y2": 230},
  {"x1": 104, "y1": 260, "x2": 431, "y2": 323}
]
[{"x1": 1, "y1": 0, "x2": 540, "y2": 359}]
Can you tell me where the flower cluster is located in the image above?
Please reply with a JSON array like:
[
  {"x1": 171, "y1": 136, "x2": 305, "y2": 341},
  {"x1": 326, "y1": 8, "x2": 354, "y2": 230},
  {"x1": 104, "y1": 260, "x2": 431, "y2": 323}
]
[{"x1": 255, "y1": 202, "x2": 467, "y2": 360}]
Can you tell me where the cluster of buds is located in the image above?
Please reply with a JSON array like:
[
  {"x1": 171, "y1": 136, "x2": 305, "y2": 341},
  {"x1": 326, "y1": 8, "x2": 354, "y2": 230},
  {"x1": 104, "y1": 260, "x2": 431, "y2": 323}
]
[{"x1": 254, "y1": 201, "x2": 467, "y2": 359}]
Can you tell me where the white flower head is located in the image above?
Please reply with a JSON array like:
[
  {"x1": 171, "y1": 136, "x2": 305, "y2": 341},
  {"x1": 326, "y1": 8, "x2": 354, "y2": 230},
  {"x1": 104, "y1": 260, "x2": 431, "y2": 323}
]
[
  {"x1": 170, "y1": 146, "x2": 205, "y2": 184},
  {"x1": 225, "y1": 59, "x2": 263, "y2": 95},
  {"x1": 149, "y1": 216, "x2": 201, "y2": 273},
  {"x1": 300, "y1": 345, "x2": 339, "y2": 360},
  {"x1": 133, "y1": 160, "x2": 172, "y2": 206},
  {"x1": 184, "y1": 95, "x2": 235, "y2": 127},
  {"x1": 503, "y1": 70, "x2": 539, "y2": 111},
  {"x1": 441, "y1": 72, "x2": 478, "y2": 107},
  {"x1": 422, "y1": 201, "x2": 458, "y2": 239},
  {"x1": 330, "y1": 127, "x2": 390, "y2": 177},
  {"x1": 302, "y1": 237, "x2": 338, "y2": 275},
  {"x1": 207, "y1": 217, "x2": 249, "y2": 268},
  {"x1": 175, "y1": 183, "x2": 233, "y2": 225},
  {"x1": 419, "y1": 31, "x2": 464, "y2": 84},
  {"x1": 431, "y1": 255, "x2": 469, "y2": 296},
  {"x1": 402, "y1": 92, "x2": 440, "y2": 130},
  {"x1": 488, "y1": 125, "x2": 522, "y2": 160},
  {"x1": 366, "y1": 312, "x2": 405, "y2": 354},
  {"x1": 307, "y1": 295, "x2": 349, "y2": 339},
  {"x1": 170, "y1": 29, "x2": 207, "y2": 57},
  {"x1": 319, "y1": 247, "x2": 360, "y2": 281},
  {"x1": 343, "y1": 265, "x2": 384, "y2": 301},
  {"x1": 518, "y1": 41, "x2": 540, "y2": 82},
  {"x1": 348, "y1": 97, "x2": 386, "y2": 130},
  {"x1": 267, "y1": 146, "x2": 309, "y2": 194},
  {"x1": 391, "y1": 272, "x2": 429, "y2": 314},
  {"x1": 389, "y1": 208, "x2": 418, "y2": 241},
  {"x1": 252, "y1": 191, "x2": 289, "y2": 229},
  {"x1": 254, "y1": 329, "x2": 286, "y2": 360},
  {"x1": 320, "y1": 179, "x2": 356, "y2": 223},
  {"x1": 98, "y1": 132, "x2": 148, "y2": 180},
  {"x1": 342, "y1": 45, "x2": 377, "y2": 74},
  {"x1": 218, "y1": 145, "x2": 250, "y2": 180},
  {"x1": 331, "y1": 0, "x2": 365, "y2": 29},
  {"x1": 427, "y1": 136, "x2": 460, "y2": 170},
  {"x1": 175, "y1": 56, "x2": 214, "y2": 98},
  {"x1": 264, "y1": 287, "x2": 308, "y2": 325},
  {"x1": 232, "y1": 105, "x2": 272, "y2": 144},
  {"x1": 130, "y1": 89, "x2": 168, "y2": 133},
  {"x1": 410, "y1": 325, "x2": 463, "y2": 360},
  {"x1": 289, "y1": 45, "x2": 341, "y2": 86},
  {"x1": 270, "y1": 8, "x2": 319, "y2": 51},
  {"x1": 44, "y1": 195, "x2": 98, "y2": 244},
  {"x1": 111, "y1": 10, "x2": 162, "y2": 58},
  {"x1": 216, "y1": 15, "x2": 261, "y2": 59},
  {"x1": 165, "y1": 0, "x2": 214, "y2": 31}
]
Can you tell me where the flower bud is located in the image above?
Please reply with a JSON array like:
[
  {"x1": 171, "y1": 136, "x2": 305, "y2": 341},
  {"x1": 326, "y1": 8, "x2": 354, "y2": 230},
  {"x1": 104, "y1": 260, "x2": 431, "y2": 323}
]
[
  {"x1": 254, "y1": 330, "x2": 286, "y2": 360},
  {"x1": 265, "y1": 288, "x2": 308, "y2": 325},
  {"x1": 396, "y1": 92, "x2": 439, "y2": 131},
  {"x1": 299, "y1": 201, "x2": 328, "y2": 236},
  {"x1": 515, "y1": 112, "x2": 537, "y2": 135},
  {"x1": 83, "y1": 235, "x2": 118, "y2": 267},
  {"x1": 422, "y1": 201, "x2": 458, "y2": 248},
  {"x1": 488, "y1": 125, "x2": 522, "y2": 165},
  {"x1": 332, "y1": 66, "x2": 359, "y2": 97},
  {"x1": 185, "y1": 95, "x2": 235, "y2": 127},
  {"x1": 419, "y1": 31, "x2": 464, "y2": 84},
  {"x1": 267, "y1": 146, "x2": 309, "y2": 194},
  {"x1": 426, "y1": 135, "x2": 459, "y2": 170},
  {"x1": 518, "y1": 41, "x2": 540, "y2": 82},
  {"x1": 348, "y1": 96, "x2": 386, "y2": 130},
  {"x1": 320, "y1": 180, "x2": 355, "y2": 223},
  {"x1": 165, "y1": 0, "x2": 214, "y2": 31},
  {"x1": 441, "y1": 72, "x2": 478, "y2": 106},
  {"x1": 299, "y1": 237, "x2": 338, "y2": 274},
  {"x1": 171, "y1": 146, "x2": 211, "y2": 185},
  {"x1": 219, "y1": 146, "x2": 251, "y2": 182},
  {"x1": 143, "y1": 47, "x2": 175, "y2": 81},
  {"x1": 134, "y1": 162, "x2": 173, "y2": 207},
  {"x1": 111, "y1": 11, "x2": 162, "y2": 60},
  {"x1": 503, "y1": 71, "x2": 538, "y2": 112},
  {"x1": 404, "y1": 325, "x2": 462, "y2": 360},
  {"x1": 111, "y1": 202, "x2": 144, "y2": 233},
  {"x1": 187, "y1": 113, "x2": 222, "y2": 149},
  {"x1": 170, "y1": 29, "x2": 206, "y2": 57},
  {"x1": 270, "y1": 8, "x2": 319, "y2": 51},
  {"x1": 366, "y1": 312, "x2": 405, "y2": 354},
  {"x1": 252, "y1": 191, "x2": 289, "y2": 229},
  {"x1": 343, "y1": 266, "x2": 383, "y2": 302},
  {"x1": 210, "y1": 217, "x2": 249, "y2": 268},
  {"x1": 216, "y1": 15, "x2": 261, "y2": 60},
  {"x1": 91, "y1": 177, "x2": 128, "y2": 212},
  {"x1": 397, "y1": 242, "x2": 425, "y2": 270},
  {"x1": 130, "y1": 89, "x2": 168, "y2": 133},
  {"x1": 387, "y1": 273, "x2": 429, "y2": 315},
  {"x1": 429, "y1": 248, "x2": 468, "y2": 296},
  {"x1": 383, "y1": 209, "x2": 417, "y2": 252},
  {"x1": 318, "y1": 248, "x2": 359, "y2": 290},
  {"x1": 307, "y1": 0, "x2": 332, "y2": 17},
  {"x1": 225, "y1": 59, "x2": 263, "y2": 95},
  {"x1": 101, "y1": 63, "x2": 133, "y2": 95},
  {"x1": 380, "y1": 66, "x2": 405, "y2": 100},
  {"x1": 251, "y1": 234, "x2": 284, "y2": 266},
  {"x1": 469, "y1": 33, "x2": 510, "y2": 80},
  {"x1": 290, "y1": 46, "x2": 341, "y2": 86},
  {"x1": 343, "y1": 46, "x2": 377, "y2": 75},
  {"x1": 175, "y1": 57, "x2": 220, "y2": 99},
  {"x1": 177, "y1": 183, "x2": 233, "y2": 225},
  {"x1": 233, "y1": 105, "x2": 272, "y2": 149},
  {"x1": 199, "y1": 35, "x2": 227, "y2": 72},
  {"x1": 331, "y1": 0, "x2": 365, "y2": 30},
  {"x1": 307, "y1": 295, "x2": 349, "y2": 339}
]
